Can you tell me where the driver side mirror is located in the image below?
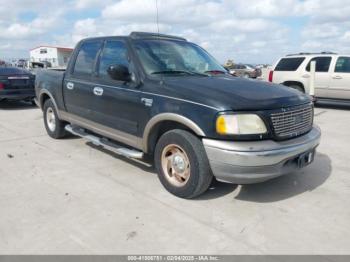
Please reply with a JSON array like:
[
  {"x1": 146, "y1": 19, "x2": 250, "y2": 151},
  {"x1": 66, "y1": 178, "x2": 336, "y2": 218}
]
[{"x1": 107, "y1": 64, "x2": 131, "y2": 82}]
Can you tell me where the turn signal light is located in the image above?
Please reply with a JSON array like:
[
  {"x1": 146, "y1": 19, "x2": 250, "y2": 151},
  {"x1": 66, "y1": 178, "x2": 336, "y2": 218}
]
[{"x1": 216, "y1": 115, "x2": 227, "y2": 135}]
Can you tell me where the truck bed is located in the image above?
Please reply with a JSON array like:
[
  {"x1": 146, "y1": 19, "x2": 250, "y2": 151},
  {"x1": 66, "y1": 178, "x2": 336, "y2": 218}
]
[{"x1": 35, "y1": 68, "x2": 66, "y2": 110}]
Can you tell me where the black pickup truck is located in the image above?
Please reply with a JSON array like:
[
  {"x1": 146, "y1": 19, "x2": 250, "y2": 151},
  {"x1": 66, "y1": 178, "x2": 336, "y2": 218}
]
[{"x1": 35, "y1": 32, "x2": 321, "y2": 198}]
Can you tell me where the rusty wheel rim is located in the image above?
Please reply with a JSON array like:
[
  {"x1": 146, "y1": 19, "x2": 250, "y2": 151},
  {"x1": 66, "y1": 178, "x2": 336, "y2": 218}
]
[{"x1": 161, "y1": 144, "x2": 191, "y2": 187}]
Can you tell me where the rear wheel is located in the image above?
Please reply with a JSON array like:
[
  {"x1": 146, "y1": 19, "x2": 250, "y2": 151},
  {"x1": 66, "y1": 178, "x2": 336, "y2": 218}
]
[
  {"x1": 154, "y1": 129, "x2": 213, "y2": 198},
  {"x1": 43, "y1": 99, "x2": 67, "y2": 139}
]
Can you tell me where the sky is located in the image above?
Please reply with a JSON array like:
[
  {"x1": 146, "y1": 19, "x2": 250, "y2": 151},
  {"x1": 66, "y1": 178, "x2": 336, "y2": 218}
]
[{"x1": 0, "y1": 0, "x2": 350, "y2": 64}]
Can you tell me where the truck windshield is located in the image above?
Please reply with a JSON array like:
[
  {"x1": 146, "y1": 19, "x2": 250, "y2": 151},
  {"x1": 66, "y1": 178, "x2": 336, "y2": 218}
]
[{"x1": 132, "y1": 39, "x2": 226, "y2": 76}]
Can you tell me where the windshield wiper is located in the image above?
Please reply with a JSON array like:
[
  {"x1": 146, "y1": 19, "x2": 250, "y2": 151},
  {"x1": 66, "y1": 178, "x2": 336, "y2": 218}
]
[
  {"x1": 151, "y1": 70, "x2": 208, "y2": 76},
  {"x1": 204, "y1": 70, "x2": 227, "y2": 75}
]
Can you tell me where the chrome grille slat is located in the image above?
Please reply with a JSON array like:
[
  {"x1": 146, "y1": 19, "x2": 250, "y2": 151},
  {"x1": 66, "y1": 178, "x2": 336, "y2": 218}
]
[
  {"x1": 272, "y1": 116, "x2": 313, "y2": 127},
  {"x1": 274, "y1": 121, "x2": 312, "y2": 132},
  {"x1": 279, "y1": 127, "x2": 312, "y2": 137},
  {"x1": 273, "y1": 120, "x2": 312, "y2": 133},
  {"x1": 271, "y1": 110, "x2": 313, "y2": 120},
  {"x1": 272, "y1": 113, "x2": 313, "y2": 121},
  {"x1": 279, "y1": 128, "x2": 311, "y2": 137},
  {"x1": 271, "y1": 107, "x2": 312, "y2": 115},
  {"x1": 270, "y1": 104, "x2": 313, "y2": 139},
  {"x1": 276, "y1": 125, "x2": 312, "y2": 136},
  {"x1": 272, "y1": 112, "x2": 312, "y2": 121}
]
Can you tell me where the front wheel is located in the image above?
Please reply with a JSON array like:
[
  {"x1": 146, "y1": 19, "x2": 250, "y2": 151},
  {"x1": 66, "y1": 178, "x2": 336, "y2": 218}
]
[{"x1": 154, "y1": 129, "x2": 213, "y2": 198}]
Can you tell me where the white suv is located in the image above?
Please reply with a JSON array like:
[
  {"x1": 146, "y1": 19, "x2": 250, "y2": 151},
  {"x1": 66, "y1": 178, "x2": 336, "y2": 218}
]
[{"x1": 269, "y1": 52, "x2": 350, "y2": 101}]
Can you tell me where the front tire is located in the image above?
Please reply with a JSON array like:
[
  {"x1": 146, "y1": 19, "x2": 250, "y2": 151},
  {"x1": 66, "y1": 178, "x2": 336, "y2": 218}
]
[
  {"x1": 154, "y1": 129, "x2": 213, "y2": 198},
  {"x1": 43, "y1": 99, "x2": 67, "y2": 139}
]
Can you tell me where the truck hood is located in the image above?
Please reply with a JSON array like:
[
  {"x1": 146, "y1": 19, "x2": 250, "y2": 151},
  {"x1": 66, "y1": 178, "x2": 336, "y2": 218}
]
[{"x1": 162, "y1": 75, "x2": 311, "y2": 111}]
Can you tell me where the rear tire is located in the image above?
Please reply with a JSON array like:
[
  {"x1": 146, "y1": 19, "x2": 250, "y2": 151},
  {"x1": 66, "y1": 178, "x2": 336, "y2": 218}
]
[
  {"x1": 43, "y1": 99, "x2": 67, "y2": 139},
  {"x1": 154, "y1": 129, "x2": 213, "y2": 199}
]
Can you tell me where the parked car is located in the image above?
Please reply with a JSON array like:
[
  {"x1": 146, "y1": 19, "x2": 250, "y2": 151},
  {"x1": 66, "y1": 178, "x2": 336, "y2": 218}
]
[
  {"x1": 269, "y1": 52, "x2": 350, "y2": 103},
  {"x1": 0, "y1": 67, "x2": 35, "y2": 103},
  {"x1": 227, "y1": 64, "x2": 261, "y2": 78},
  {"x1": 35, "y1": 32, "x2": 321, "y2": 198}
]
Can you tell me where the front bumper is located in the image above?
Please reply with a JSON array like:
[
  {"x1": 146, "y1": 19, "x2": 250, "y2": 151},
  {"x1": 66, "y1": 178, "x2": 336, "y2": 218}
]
[
  {"x1": 0, "y1": 89, "x2": 35, "y2": 100},
  {"x1": 203, "y1": 126, "x2": 321, "y2": 184}
]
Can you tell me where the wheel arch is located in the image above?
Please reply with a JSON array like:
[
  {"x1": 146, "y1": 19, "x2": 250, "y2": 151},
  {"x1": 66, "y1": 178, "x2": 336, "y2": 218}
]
[
  {"x1": 39, "y1": 89, "x2": 59, "y2": 111},
  {"x1": 143, "y1": 113, "x2": 206, "y2": 154},
  {"x1": 282, "y1": 81, "x2": 305, "y2": 92}
]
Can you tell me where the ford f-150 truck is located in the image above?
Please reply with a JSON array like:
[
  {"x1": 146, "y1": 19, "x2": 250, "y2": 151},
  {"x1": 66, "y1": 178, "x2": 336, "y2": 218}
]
[{"x1": 35, "y1": 32, "x2": 321, "y2": 198}]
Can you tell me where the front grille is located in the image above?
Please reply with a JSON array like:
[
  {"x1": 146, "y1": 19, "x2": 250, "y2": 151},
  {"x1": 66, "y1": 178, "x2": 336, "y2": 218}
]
[{"x1": 271, "y1": 104, "x2": 313, "y2": 139}]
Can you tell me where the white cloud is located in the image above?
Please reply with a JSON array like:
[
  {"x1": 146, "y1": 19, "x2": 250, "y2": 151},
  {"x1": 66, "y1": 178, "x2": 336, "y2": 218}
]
[
  {"x1": 341, "y1": 31, "x2": 350, "y2": 41},
  {"x1": 96, "y1": 0, "x2": 292, "y2": 62},
  {"x1": 226, "y1": 0, "x2": 299, "y2": 17},
  {"x1": 0, "y1": 15, "x2": 61, "y2": 40},
  {"x1": 72, "y1": 18, "x2": 98, "y2": 42},
  {"x1": 0, "y1": 43, "x2": 11, "y2": 50},
  {"x1": 1, "y1": 0, "x2": 350, "y2": 62},
  {"x1": 75, "y1": 0, "x2": 114, "y2": 9},
  {"x1": 302, "y1": 23, "x2": 342, "y2": 39}
]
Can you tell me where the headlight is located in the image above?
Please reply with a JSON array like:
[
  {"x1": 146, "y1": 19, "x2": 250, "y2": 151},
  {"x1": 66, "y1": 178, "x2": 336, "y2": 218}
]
[{"x1": 216, "y1": 114, "x2": 267, "y2": 135}]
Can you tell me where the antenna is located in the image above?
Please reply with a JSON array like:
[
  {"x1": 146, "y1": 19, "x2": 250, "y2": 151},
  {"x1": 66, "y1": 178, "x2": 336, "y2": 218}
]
[{"x1": 155, "y1": 0, "x2": 160, "y2": 34}]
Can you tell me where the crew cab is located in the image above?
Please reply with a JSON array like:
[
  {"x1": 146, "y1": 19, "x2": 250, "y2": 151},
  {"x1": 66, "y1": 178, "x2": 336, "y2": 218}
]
[
  {"x1": 35, "y1": 32, "x2": 321, "y2": 198},
  {"x1": 269, "y1": 52, "x2": 350, "y2": 103}
]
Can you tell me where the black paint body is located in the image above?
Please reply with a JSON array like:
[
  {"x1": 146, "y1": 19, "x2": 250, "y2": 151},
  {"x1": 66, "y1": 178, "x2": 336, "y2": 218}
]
[{"x1": 35, "y1": 34, "x2": 312, "y2": 144}]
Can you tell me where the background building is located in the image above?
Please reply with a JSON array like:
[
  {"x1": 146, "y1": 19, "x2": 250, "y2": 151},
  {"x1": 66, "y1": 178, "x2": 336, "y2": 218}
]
[{"x1": 29, "y1": 46, "x2": 73, "y2": 68}]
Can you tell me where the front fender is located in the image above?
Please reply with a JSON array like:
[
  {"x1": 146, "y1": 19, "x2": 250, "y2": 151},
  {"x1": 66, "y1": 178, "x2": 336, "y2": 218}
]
[{"x1": 142, "y1": 113, "x2": 206, "y2": 152}]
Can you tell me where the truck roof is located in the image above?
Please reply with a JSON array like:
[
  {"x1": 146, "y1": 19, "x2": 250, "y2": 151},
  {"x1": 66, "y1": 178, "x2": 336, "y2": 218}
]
[
  {"x1": 129, "y1": 32, "x2": 187, "y2": 41},
  {"x1": 81, "y1": 32, "x2": 187, "y2": 42},
  {"x1": 286, "y1": 52, "x2": 337, "y2": 57}
]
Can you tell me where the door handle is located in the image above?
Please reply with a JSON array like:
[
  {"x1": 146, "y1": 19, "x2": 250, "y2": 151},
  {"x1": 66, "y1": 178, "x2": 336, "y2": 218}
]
[
  {"x1": 93, "y1": 87, "x2": 104, "y2": 96},
  {"x1": 302, "y1": 74, "x2": 310, "y2": 78},
  {"x1": 66, "y1": 82, "x2": 74, "y2": 90},
  {"x1": 141, "y1": 98, "x2": 153, "y2": 107},
  {"x1": 332, "y1": 75, "x2": 342, "y2": 80}
]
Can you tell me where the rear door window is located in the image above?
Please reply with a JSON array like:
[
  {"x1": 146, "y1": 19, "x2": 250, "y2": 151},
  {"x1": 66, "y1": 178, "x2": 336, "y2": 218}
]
[
  {"x1": 335, "y1": 57, "x2": 350, "y2": 73},
  {"x1": 275, "y1": 57, "x2": 305, "y2": 71},
  {"x1": 73, "y1": 41, "x2": 102, "y2": 76},
  {"x1": 306, "y1": 57, "x2": 332, "y2": 72}
]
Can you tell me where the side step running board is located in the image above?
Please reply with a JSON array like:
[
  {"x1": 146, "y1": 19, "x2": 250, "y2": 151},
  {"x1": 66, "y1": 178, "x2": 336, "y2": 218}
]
[{"x1": 65, "y1": 125, "x2": 144, "y2": 159}]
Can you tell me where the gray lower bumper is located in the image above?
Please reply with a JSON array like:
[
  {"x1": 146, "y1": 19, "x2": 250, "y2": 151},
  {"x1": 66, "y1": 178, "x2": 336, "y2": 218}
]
[{"x1": 203, "y1": 126, "x2": 321, "y2": 184}]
